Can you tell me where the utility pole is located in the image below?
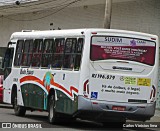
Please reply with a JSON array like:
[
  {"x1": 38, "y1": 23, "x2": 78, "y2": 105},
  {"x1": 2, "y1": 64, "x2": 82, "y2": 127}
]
[{"x1": 103, "y1": 0, "x2": 112, "y2": 29}]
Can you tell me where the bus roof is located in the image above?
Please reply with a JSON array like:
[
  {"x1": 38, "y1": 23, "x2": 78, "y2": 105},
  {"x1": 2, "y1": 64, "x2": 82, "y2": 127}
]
[{"x1": 10, "y1": 28, "x2": 158, "y2": 40}]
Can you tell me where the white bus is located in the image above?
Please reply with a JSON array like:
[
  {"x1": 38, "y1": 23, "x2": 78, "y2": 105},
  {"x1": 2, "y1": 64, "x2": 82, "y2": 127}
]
[{"x1": 2, "y1": 29, "x2": 159, "y2": 124}]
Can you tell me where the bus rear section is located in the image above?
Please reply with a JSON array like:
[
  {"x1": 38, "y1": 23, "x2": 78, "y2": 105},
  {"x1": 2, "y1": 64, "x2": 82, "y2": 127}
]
[{"x1": 78, "y1": 32, "x2": 159, "y2": 122}]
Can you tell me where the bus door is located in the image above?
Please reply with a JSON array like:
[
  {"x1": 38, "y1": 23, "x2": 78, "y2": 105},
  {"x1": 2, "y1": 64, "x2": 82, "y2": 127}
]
[
  {"x1": 3, "y1": 47, "x2": 14, "y2": 80},
  {"x1": 3, "y1": 44, "x2": 14, "y2": 103},
  {"x1": 89, "y1": 35, "x2": 156, "y2": 104}
]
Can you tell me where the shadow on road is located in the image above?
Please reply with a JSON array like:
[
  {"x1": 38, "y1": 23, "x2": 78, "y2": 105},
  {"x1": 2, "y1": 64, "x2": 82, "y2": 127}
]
[
  {"x1": 26, "y1": 115, "x2": 160, "y2": 130},
  {"x1": 11, "y1": 113, "x2": 127, "y2": 130},
  {"x1": 6, "y1": 111, "x2": 159, "y2": 130}
]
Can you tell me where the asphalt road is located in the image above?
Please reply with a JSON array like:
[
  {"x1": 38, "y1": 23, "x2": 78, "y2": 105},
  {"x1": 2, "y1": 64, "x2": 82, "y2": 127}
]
[
  {"x1": 0, "y1": 103, "x2": 119, "y2": 130},
  {"x1": 0, "y1": 103, "x2": 160, "y2": 131}
]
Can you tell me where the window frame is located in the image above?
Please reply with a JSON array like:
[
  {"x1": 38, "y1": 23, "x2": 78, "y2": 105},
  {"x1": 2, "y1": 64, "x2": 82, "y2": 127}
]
[
  {"x1": 21, "y1": 39, "x2": 33, "y2": 67},
  {"x1": 52, "y1": 38, "x2": 65, "y2": 69},
  {"x1": 41, "y1": 39, "x2": 55, "y2": 69},
  {"x1": 13, "y1": 36, "x2": 84, "y2": 71},
  {"x1": 14, "y1": 40, "x2": 24, "y2": 67},
  {"x1": 31, "y1": 39, "x2": 43, "y2": 68}
]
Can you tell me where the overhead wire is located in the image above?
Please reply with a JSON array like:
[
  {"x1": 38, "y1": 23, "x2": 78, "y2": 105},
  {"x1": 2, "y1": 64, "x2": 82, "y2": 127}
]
[
  {"x1": 0, "y1": 0, "x2": 71, "y2": 16},
  {"x1": 0, "y1": 0, "x2": 31, "y2": 4},
  {"x1": 0, "y1": 0, "x2": 18, "y2": 4},
  {"x1": 2, "y1": 0, "x2": 82, "y2": 21},
  {"x1": 0, "y1": 0, "x2": 63, "y2": 10},
  {"x1": 0, "y1": 0, "x2": 74, "y2": 16},
  {"x1": 9, "y1": 0, "x2": 70, "y2": 13}
]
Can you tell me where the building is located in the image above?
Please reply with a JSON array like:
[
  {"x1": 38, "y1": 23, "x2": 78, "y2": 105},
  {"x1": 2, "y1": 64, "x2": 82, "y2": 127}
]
[
  {"x1": 0, "y1": 0, "x2": 159, "y2": 47},
  {"x1": 0, "y1": 0, "x2": 160, "y2": 108}
]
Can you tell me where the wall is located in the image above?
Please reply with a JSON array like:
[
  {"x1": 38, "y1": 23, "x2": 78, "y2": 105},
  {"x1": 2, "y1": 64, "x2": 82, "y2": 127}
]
[
  {"x1": 0, "y1": 0, "x2": 159, "y2": 48},
  {"x1": 111, "y1": 0, "x2": 160, "y2": 35},
  {"x1": 0, "y1": 4, "x2": 105, "y2": 47},
  {"x1": 0, "y1": 0, "x2": 160, "y2": 108}
]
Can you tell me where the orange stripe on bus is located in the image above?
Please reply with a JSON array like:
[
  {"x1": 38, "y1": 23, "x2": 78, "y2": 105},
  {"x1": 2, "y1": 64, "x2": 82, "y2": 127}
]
[
  {"x1": 20, "y1": 76, "x2": 44, "y2": 87},
  {"x1": 20, "y1": 76, "x2": 78, "y2": 97},
  {"x1": 50, "y1": 79, "x2": 78, "y2": 97}
]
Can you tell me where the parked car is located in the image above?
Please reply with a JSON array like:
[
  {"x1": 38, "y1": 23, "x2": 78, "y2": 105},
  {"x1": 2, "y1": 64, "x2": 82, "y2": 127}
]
[{"x1": 0, "y1": 75, "x2": 3, "y2": 103}]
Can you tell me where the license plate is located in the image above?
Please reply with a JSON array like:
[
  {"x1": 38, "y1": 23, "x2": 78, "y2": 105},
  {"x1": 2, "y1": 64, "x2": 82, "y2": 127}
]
[{"x1": 112, "y1": 106, "x2": 126, "y2": 111}]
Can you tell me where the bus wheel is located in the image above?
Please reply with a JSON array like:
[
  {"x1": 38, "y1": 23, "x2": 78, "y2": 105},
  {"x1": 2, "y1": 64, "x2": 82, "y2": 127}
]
[
  {"x1": 48, "y1": 94, "x2": 58, "y2": 124},
  {"x1": 14, "y1": 95, "x2": 26, "y2": 116}
]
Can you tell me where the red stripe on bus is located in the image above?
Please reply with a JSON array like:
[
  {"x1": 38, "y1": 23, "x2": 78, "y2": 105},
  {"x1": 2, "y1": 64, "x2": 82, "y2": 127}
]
[
  {"x1": 50, "y1": 79, "x2": 78, "y2": 97},
  {"x1": 20, "y1": 76, "x2": 44, "y2": 86},
  {"x1": 150, "y1": 90, "x2": 153, "y2": 99},
  {"x1": 20, "y1": 76, "x2": 78, "y2": 97}
]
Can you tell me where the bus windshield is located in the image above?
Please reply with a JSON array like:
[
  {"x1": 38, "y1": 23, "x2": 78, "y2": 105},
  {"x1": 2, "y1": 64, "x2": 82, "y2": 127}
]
[{"x1": 91, "y1": 36, "x2": 156, "y2": 66}]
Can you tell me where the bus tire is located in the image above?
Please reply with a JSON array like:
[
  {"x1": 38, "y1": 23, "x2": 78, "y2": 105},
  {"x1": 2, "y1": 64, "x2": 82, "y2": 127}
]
[
  {"x1": 48, "y1": 94, "x2": 58, "y2": 124},
  {"x1": 14, "y1": 95, "x2": 26, "y2": 116}
]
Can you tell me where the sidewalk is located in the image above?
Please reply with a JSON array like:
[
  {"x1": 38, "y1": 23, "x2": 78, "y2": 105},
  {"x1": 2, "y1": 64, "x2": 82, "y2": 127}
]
[
  {"x1": 148, "y1": 110, "x2": 160, "y2": 122},
  {"x1": 124, "y1": 110, "x2": 160, "y2": 131}
]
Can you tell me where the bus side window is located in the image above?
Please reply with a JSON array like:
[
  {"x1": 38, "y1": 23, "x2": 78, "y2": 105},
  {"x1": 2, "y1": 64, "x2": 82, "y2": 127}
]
[
  {"x1": 21, "y1": 40, "x2": 30, "y2": 66},
  {"x1": 41, "y1": 39, "x2": 54, "y2": 68},
  {"x1": 74, "y1": 38, "x2": 84, "y2": 70},
  {"x1": 27, "y1": 40, "x2": 34, "y2": 66},
  {"x1": 31, "y1": 39, "x2": 43, "y2": 67},
  {"x1": 14, "y1": 40, "x2": 24, "y2": 67},
  {"x1": 63, "y1": 38, "x2": 77, "y2": 70},
  {"x1": 52, "y1": 38, "x2": 65, "y2": 69}
]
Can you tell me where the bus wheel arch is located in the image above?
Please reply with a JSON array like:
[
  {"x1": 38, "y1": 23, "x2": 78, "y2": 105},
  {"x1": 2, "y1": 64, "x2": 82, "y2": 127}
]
[
  {"x1": 11, "y1": 84, "x2": 26, "y2": 116},
  {"x1": 48, "y1": 89, "x2": 55, "y2": 103},
  {"x1": 11, "y1": 84, "x2": 17, "y2": 106},
  {"x1": 48, "y1": 88, "x2": 58, "y2": 124}
]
